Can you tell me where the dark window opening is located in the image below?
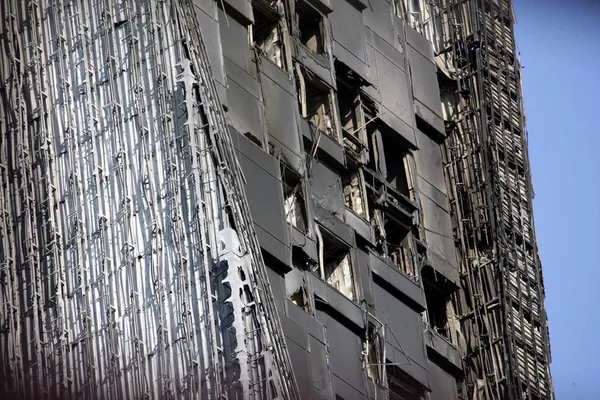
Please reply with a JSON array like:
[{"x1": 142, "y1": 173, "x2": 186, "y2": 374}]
[
  {"x1": 381, "y1": 130, "x2": 410, "y2": 195},
  {"x1": 343, "y1": 170, "x2": 368, "y2": 218},
  {"x1": 286, "y1": 264, "x2": 311, "y2": 313},
  {"x1": 296, "y1": 71, "x2": 336, "y2": 138},
  {"x1": 385, "y1": 221, "x2": 417, "y2": 279},
  {"x1": 424, "y1": 279, "x2": 450, "y2": 338},
  {"x1": 318, "y1": 227, "x2": 355, "y2": 301},
  {"x1": 365, "y1": 323, "x2": 383, "y2": 384},
  {"x1": 281, "y1": 163, "x2": 308, "y2": 232},
  {"x1": 296, "y1": 0, "x2": 325, "y2": 54},
  {"x1": 251, "y1": 0, "x2": 286, "y2": 69}
]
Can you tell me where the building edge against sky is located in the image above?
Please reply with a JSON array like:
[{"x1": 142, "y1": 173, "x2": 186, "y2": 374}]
[{"x1": 0, "y1": 0, "x2": 553, "y2": 399}]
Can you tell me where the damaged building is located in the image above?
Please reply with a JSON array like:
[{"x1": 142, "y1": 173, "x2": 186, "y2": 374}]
[{"x1": 0, "y1": 0, "x2": 553, "y2": 399}]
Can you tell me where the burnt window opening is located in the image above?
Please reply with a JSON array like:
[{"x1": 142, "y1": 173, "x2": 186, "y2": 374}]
[
  {"x1": 385, "y1": 219, "x2": 418, "y2": 279},
  {"x1": 296, "y1": 71, "x2": 336, "y2": 139},
  {"x1": 251, "y1": 0, "x2": 286, "y2": 69},
  {"x1": 281, "y1": 163, "x2": 308, "y2": 232},
  {"x1": 318, "y1": 227, "x2": 355, "y2": 301},
  {"x1": 424, "y1": 278, "x2": 450, "y2": 339},
  {"x1": 285, "y1": 264, "x2": 311, "y2": 313},
  {"x1": 387, "y1": 365, "x2": 426, "y2": 400},
  {"x1": 296, "y1": 0, "x2": 325, "y2": 54},
  {"x1": 365, "y1": 323, "x2": 383, "y2": 384},
  {"x1": 343, "y1": 170, "x2": 368, "y2": 219},
  {"x1": 337, "y1": 81, "x2": 370, "y2": 162},
  {"x1": 381, "y1": 129, "x2": 410, "y2": 195}
]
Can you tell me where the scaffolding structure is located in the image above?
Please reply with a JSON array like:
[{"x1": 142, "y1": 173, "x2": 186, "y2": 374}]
[
  {"x1": 432, "y1": 0, "x2": 553, "y2": 399},
  {"x1": 0, "y1": 0, "x2": 298, "y2": 399}
]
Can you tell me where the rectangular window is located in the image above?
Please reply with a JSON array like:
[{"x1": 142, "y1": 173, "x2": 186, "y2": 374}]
[
  {"x1": 296, "y1": 0, "x2": 325, "y2": 54},
  {"x1": 343, "y1": 170, "x2": 368, "y2": 219},
  {"x1": 281, "y1": 163, "x2": 308, "y2": 232},
  {"x1": 424, "y1": 278, "x2": 450, "y2": 338},
  {"x1": 251, "y1": 0, "x2": 286, "y2": 69},
  {"x1": 318, "y1": 227, "x2": 355, "y2": 301},
  {"x1": 296, "y1": 70, "x2": 336, "y2": 139}
]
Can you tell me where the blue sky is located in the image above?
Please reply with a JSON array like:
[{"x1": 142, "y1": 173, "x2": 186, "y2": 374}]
[{"x1": 513, "y1": 0, "x2": 600, "y2": 398}]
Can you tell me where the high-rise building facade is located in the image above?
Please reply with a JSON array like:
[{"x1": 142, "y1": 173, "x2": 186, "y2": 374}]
[{"x1": 0, "y1": 0, "x2": 553, "y2": 399}]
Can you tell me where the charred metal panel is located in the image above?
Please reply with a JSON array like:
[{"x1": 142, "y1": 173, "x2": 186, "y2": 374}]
[
  {"x1": 316, "y1": 313, "x2": 366, "y2": 396},
  {"x1": 372, "y1": 282, "x2": 429, "y2": 387},
  {"x1": 226, "y1": 79, "x2": 264, "y2": 139},
  {"x1": 429, "y1": 362, "x2": 459, "y2": 400},
  {"x1": 419, "y1": 195, "x2": 459, "y2": 284},
  {"x1": 329, "y1": 0, "x2": 367, "y2": 77},
  {"x1": 344, "y1": 209, "x2": 375, "y2": 245},
  {"x1": 301, "y1": 118, "x2": 346, "y2": 167},
  {"x1": 414, "y1": 130, "x2": 449, "y2": 198},
  {"x1": 310, "y1": 273, "x2": 364, "y2": 329},
  {"x1": 267, "y1": 267, "x2": 288, "y2": 313},
  {"x1": 259, "y1": 59, "x2": 306, "y2": 173},
  {"x1": 194, "y1": 5, "x2": 226, "y2": 86},
  {"x1": 407, "y1": 46, "x2": 444, "y2": 134},
  {"x1": 369, "y1": 253, "x2": 426, "y2": 310},
  {"x1": 405, "y1": 25, "x2": 434, "y2": 62},
  {"x1": 297, "y1": 46, "x2": 335, "y2": 88},
  {"x1": 425, "y1": 330, "x2": 463, "y2": 372},
  {"x1": 223, "y1": 0, "x2": 254, "y2": 23},
  {"x1": 232, "y1": 130, "x2": 292, "y2": 267},
  {"x1": 309, "y1": 335, "x2": 335, "y2": 400},
  {"x1": 309, "y1": 160, "x2": 345, "y2": 215},
  {"x1": 373, "y1": 49, "x2": 417, "y2": 146},
  {"x1": 363, "y1": 0, "x2": 394, "y2": 45},
  {"x1": 219, "y1": 10, "x2": 255, "y2": 73}
]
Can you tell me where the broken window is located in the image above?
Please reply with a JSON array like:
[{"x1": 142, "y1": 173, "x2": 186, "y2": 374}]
[
  {"x1": 281, "y1": 162, "x2": 308, "y2": 232},
  {"x1": 381, "y1": 129, "x2": 410, "y2": 195},
  {"x1": 365, "y1": 323, "x2": 383, "y2": 384},
  {"x1": 385, "y1": 220, "x2": 418, "y2": 279},
  {"x1": 337, "y1": 80, "x2": 370, "y2": 161},
  {"x1": 343, "y1": 170, "x2": 368, "y2": 219},
  {"x1": 296, "y1": 0, "x2": 325, "y2": 54},
  {"x1": 296, "y1": 70, "x2": 336, "y2": 139},
  {"x1": 424, "y1": 278, "x2": 450, "y2": 338},
  {"x1": 251, "y1": 0, "x2": 286, "y2": 69},
  {"x1": 317, "y1": 227, "x2": 355, "y2": 301},
  {"x1": 285, "y1": 264, "x2": 311, "y2": 313}
]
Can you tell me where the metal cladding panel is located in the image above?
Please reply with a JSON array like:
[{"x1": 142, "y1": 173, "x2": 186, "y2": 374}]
[
  {"x1": 405, "y1": 25, "x2": 435, "y2": 61},
  {"x1": 372, "y1": 283, "x2": 428, "y2": 374},
  {"x1": 374, "y1": 51, "x2": 417, "y2": 145},
  {"x1": 287, "y1": 341, "x2": 314, "y2": 399},
  {"x1": 267, "y1": 267, "x2": 288, "y2": 313},
  {"x1": 226, "y1": 79, "x2": 264, "y2": 137},
  {"x1": 232, "y1": 131, "x2": 291, "y2": 265},
  {"x1": 308, "y1": 335, "x2": 335, "y2": 400},
  {"x1": 407, "y1": 46, "x2": 444, "y2": 128},
  {"x1": 218, "y1": 10, "x2": 255, "y2": 74},
  {"x1": 429, "y1": 362, "x2": 459, "y2": 400},
  {"x1": 420, "y1": 195, "x2": 459, "y2": 278},
  {"x1": 363, "y1": 0, "x2": 394, "y2": 45},
  {"x1": 260, "y1": 65, "x2": 306, "y2": 173},
  {"x1": 309, "y1": 161, "x2": 345, "y2": 216},
  {"x1": 330, "y1": 0, "x2": 367, "y2": 75},
  {"x1": 194, "y1": 6, "x2": 226, "y2": 85},
  {"x1": 223, "y1": 0, "x2": 254, "y2": 23},
  {"x1": 369, "y1": 253, "x2": 426, "y2": 310},
  {"x1": 316, "y1": 313, "x2": 366, "y2": 396},
  {"x1": 414, "y1": 130, "x2": 449, "y2": 198}
]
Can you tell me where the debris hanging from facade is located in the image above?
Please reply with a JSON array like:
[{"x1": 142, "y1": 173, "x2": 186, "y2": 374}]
[{"x1": 0, "y1": 0, "x2": 553, "y2": 399}]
